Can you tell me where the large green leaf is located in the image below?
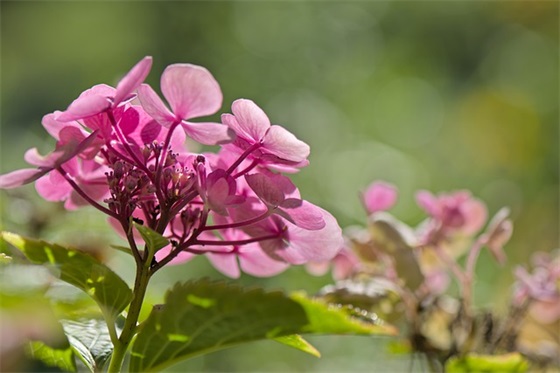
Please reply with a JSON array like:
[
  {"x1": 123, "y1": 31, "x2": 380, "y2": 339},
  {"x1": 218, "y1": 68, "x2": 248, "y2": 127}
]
[
  {"x1": 1, "y1": 232, "x2": 132, "y2": 318},
  {"x1": 130, "y1": 279, "x2": 397, "y2": 372}
]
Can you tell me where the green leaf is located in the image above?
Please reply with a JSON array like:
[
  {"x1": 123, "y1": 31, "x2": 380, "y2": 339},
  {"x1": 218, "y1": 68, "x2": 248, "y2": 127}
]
[
  {"x1": 130, "y1": 279, "x2": 397, "y2": 372},
  {"x1": 273, "y1": 334, "x2": 321, "y2": 357},
  {"x1": 290, "y1": 291, "x2": 398, "y2": 336},
  {"x1": 133, "y1": 222, "x2": 168, "y2": 254},
  {"x1": 1, "y1": 232, "x2": 132, "y2": 318},
  {"x1": 61, "y1": 319, "x2": 116, "y2": 373},
  {"x1": 446, "y1": 353, "x2": 529, "y2": 373},
  {"x1": 130, "y1": 279, "x2": 308, "y2": 372},
  {"x1": 27, "y1": 341, "x2": 77, "y2": 372}
]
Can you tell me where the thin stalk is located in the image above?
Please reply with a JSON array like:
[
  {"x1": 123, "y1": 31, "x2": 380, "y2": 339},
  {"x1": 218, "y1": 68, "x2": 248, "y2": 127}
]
[{"x1": 107, "y1": 261, "x2": 152, "y2": 373}]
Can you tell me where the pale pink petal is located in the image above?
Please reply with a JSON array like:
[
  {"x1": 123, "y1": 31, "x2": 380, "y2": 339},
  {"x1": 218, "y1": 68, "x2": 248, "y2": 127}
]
[
  {"x1": 363, "y1": 181, "x2": 398, "y2": 214},
  {"x1": 137, "y1": 84, "x2": 176, "y2": 127},
  {"x1": 229, "y1": 99, "x2": 270, "y2": 141},
  {"x1": 416, "y1": 190, "x2": 440, "y2": 217},
  {"x1": 35, "y1": 172, "x2": 71, "y2": 201},
  {"x1": 207, "y1": 252, "x2": 241, "y2": 279},
  {"x1": 305, "y1": 261, "x2": 331, "y2": 277},
  {"x1": 56, "y1": 95, "x2": 111, "y2": 122},
  {"x1": 161, "y1": 64, "x2": 222, "y2": 120},
  {"x1": 113, "y1": 56, "x2": 153, "y2": 106},
  {"x1": 277, "y1": 199, "x2": 325, "y2": 230},
  {"x1": 239, "y1": 246, "x2": 289, "y2": 277},
  {"x1": 0, "y1": 169, "x2": 45, "y2": 188},
  {"x1": 263, "y1": 125, "x2": 310, "y2": 163},
  {"x1": 285, "y1": 208, "x2": 344, "y2": 262},
  {"x1": 42, "y1": 111, "x2": 82, "y2": 140},
  {"x1": 461, "y1": 198, "x2": 488, "y2": 235},
  {"x1": 154, "y1": 246, "x2": 194, "y2": 265},
  {"x1": 181, "y1": 121, "x2": 234, "y2": 145}
]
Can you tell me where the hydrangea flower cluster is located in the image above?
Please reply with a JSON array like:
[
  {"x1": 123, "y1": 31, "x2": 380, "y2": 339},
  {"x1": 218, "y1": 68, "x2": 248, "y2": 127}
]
[{"x1": 0, "y1": 56, "x2": 343, "y2": 277}]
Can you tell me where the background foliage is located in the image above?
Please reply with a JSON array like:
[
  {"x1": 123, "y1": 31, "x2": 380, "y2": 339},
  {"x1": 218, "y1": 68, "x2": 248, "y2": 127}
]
[{"x1": 1, "y1": 1, "x2": 558, "y2": 372}]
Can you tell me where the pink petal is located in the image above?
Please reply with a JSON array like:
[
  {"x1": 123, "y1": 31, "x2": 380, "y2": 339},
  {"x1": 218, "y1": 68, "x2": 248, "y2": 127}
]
[
  {"x1": 118, "y1": 107, "x2": 140, "y2": 135},
  {"x1": 278, "y1": 199, "x2": 325, "y2": 230},
  {"x1": 137, "y1": 84, "x2": 176, "y2": 127},
  {"x1": 362, "y1": 181, "x2": 398, "y2": 214},
  {"x1": 285, "y1": 208, "x2": 344, "y2": 262},
  {"x1": 229, "y1": 99, "x2": 270, "y2": 141},
  {"x1": 181, "y1": 121, "x2": 234, "y2": 145},
  {"x1": 263, "y1": 125, "x2": 310, "y2": 163},
  {"x1": 207, "y1": 252, "x2": 241, "y2": 278},
  {"x1": 239, "y1": 246, "x2": 289, "y2": 277},
  {"x1": 113, "y1": 56, "x2": 153, "y2": 106},
  {"x1": 56, "y1": 94, "x2": 111, "y2": 122},
  {"x1": 245, "y1": 173, "x2": 285, "y2": 206},
  {"x1": 416, "y1": 190, "x2": 440, "y2": 217},
  {"x1": 461, "y1": 198, "x2": 487, "y2": 235},
  {"x1": 161, "y1": 64, "x2": 222, "y2": 120},
  {"x1": 35, "y1": 171, "x2": 71, "y2": 201},
  {"x1": 0, "y1": 168, "x2": 46, "y2": 188}
]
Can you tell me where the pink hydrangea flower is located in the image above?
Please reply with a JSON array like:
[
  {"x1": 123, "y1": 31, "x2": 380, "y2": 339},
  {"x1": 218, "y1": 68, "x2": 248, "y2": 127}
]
[
  {"x1": 137, "y1": 64, "x2": 233, "y2": 145},
  {"x1": 0, "y1": 56, "x2": 345, "y2": 279},
  {"x1": 221, "y1": 99, "x2": 310, "y2": 171}
]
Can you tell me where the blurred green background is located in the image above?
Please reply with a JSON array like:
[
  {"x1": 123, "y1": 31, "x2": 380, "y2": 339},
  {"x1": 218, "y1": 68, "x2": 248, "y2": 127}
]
[{"x1": 0, "y1": 1, "x2": 558, "y2": 372}]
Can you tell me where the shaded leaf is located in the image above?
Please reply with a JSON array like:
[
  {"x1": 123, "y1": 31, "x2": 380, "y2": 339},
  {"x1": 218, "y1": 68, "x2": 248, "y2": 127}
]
[
  {"x1": 27, "y1": 341, "x2": 77, "y2": 372},
  {"x1": 273, "y1": 334, "x2": 321, "y2": 357},
  {"x1": 1, "y1": 232, "x2": 132, "y2": 318},
  {"x1": 133, "y1": 222, "x2": 168, "y2": 256},
  {"x1": 290, "y1": 291, "x2": 398, "y2": 336},
  {"x1": 62, "y1": 319, "x2": 115, "y2": 373},
  {"x1": 368, "y1": 212, "x2": 424, "y2": 290},
  {"x1": 446, "y1": 353, "x2": 529, "y2": 373}
]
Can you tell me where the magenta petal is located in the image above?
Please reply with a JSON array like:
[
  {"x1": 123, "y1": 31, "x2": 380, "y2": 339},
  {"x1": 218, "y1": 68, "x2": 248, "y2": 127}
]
[
  {"x1": 161, "y1": 64, "x2": 222, "y2": 120},
  {"x1": 181, "y1": 121, "x2": 234, "y2": 145},
  {"x1": 57, "y1": 95, "x2": 111, "y2": 122},
  {"x1": 363, "y1": 181, "x2": 398, "y2": 214},
  {"x1": 113, "y1": 56, "x2": 153, "y2": 106},
  {"x1": 263, "y1": 125, "x2": 310, "y2": 162},
  {"x1": 229, "y1": 99, "x2": 270, "y2": 141},
  {"x1": 119, "y1": 107, "x2": 140, "y2": 135},
  {"x1": 0, "y1": 168, "x2": 46, "y2": 188},
  {"x1": 137, "y1": 84, "x2": 176, "y2": 127}
]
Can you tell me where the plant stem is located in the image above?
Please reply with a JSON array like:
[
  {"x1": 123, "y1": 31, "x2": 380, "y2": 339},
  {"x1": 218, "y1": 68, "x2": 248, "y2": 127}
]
[{"x1": 107, "y1": 262, "x2": 152, "y2": 373}]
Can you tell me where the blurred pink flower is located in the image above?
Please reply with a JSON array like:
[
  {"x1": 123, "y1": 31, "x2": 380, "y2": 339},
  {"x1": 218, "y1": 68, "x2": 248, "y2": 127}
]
[{"x1": 361, "y1": 181, "x2": 398, "y2": 214}]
